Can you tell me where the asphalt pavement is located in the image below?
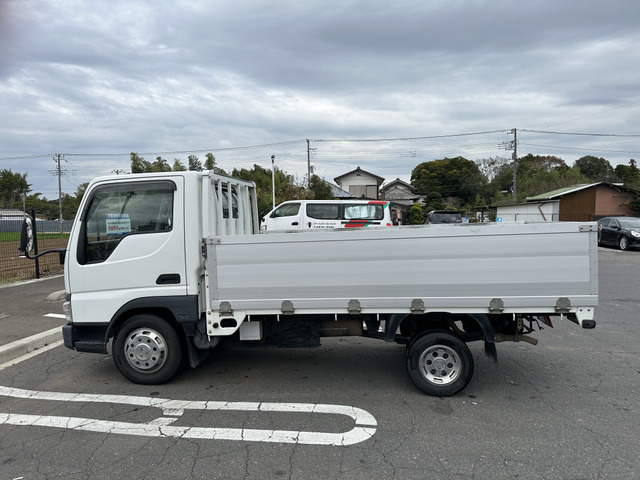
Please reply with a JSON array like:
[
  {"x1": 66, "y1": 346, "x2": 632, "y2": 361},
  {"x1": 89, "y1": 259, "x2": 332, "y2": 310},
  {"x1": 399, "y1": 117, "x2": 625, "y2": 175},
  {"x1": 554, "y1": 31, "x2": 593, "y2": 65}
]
[{"x1": 0, "y1": 275, "x2": 66, "y2": 363}]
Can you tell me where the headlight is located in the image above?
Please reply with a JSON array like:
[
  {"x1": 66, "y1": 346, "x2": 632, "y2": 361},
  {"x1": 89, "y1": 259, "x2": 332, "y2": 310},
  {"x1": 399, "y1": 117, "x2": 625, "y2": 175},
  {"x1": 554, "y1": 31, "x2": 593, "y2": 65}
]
[
  {"x1": 631, "y1": 230, "x2": 640, "y2": 238},
  {"x1": 63, "y1": 300, "x2": 73, "y2": 323}
]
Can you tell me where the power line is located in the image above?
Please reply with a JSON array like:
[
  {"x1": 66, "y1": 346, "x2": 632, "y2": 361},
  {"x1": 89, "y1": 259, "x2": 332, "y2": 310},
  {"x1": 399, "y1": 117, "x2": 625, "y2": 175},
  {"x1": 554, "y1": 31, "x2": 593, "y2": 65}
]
[
  {"x1": 0, "y1": 154, "x2": 53, "y2": 161},
  {"x1": 316, "y1": 130, "x2": 509, "y2": 143},
  {"x1": 521, "y1": 129, "x2": 640, "y2": 137},
  {"x1": 519, "y1": 142, "x2": 640, "y2": 155},
  {"x1": 544, "y1": 99, "x2": 640, "y2": 128},
  {"x1": 63, "y1": 139, "x2": 306, "y2": 157}
]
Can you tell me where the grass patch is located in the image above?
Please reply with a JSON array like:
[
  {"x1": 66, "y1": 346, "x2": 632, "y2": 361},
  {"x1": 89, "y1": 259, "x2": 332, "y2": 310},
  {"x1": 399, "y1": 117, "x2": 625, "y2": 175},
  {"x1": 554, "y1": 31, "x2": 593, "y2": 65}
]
[{"x1": 0, "y1": 233, "x2": 69, "y2": 243}]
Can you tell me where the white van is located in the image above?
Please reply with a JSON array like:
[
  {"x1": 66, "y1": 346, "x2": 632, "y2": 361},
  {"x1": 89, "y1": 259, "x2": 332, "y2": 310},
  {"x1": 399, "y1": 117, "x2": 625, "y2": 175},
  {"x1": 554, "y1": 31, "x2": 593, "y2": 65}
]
[{"x1": 261, "y1": 200, "x2": 392, "y2": 232}]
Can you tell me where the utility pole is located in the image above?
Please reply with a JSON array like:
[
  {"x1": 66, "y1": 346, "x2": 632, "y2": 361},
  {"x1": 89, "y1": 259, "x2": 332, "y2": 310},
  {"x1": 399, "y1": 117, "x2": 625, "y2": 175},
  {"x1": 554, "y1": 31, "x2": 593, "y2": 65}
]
[
  {"x1": 506, "y1": 129, "x2": 518, "y2": 202},
  {"x1": 271, "y1": 155, "x2": 276, "y2": 209},
  {"x1": 55, "y1": 153, "x2": 64, "y2": 233},
  {"x1": 306, "y1": 139, "x2": 311, "y2": 184}
]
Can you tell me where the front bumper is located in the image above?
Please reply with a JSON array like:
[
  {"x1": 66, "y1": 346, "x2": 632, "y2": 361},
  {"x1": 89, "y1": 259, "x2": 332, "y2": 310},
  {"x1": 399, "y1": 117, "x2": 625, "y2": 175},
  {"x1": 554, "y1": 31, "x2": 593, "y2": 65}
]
[{"x1": 62, "y1": 324, "x2": 109, "y2": 354}]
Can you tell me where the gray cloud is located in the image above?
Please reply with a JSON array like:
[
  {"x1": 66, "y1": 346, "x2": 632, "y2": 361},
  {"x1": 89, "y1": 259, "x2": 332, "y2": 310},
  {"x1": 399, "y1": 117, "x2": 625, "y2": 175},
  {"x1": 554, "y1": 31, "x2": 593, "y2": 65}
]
[{"x1": 1, "y1": 0, "x2": 639, "y2": 198}]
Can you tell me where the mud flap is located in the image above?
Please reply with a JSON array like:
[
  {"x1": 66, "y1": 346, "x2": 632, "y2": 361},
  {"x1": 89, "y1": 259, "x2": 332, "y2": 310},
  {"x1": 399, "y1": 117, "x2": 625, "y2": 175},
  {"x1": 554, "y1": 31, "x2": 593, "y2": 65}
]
[{"x1": 469, "y1": 314, "x2": 498, "y2": 364}]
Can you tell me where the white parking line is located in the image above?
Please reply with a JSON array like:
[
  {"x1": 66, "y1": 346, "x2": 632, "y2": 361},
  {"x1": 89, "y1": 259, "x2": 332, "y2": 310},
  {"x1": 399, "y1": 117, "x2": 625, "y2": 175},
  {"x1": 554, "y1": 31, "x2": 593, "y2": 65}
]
[
  {"x1": 44, "y1": 313, "x2": 66, "y2": 319},
  {"x1": 0, "y1": 385, "x2": 377, "y2": 446}
]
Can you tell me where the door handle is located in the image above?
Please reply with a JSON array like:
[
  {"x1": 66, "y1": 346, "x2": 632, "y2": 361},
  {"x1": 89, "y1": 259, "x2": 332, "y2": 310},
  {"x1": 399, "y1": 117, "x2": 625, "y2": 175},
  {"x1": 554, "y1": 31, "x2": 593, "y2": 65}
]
[
  {"x1": 156, "y1": 274, "x2": 181, "y2": 285},
  {"x1": 291, "y1": 222, "x2": 299, "y2": 226}
]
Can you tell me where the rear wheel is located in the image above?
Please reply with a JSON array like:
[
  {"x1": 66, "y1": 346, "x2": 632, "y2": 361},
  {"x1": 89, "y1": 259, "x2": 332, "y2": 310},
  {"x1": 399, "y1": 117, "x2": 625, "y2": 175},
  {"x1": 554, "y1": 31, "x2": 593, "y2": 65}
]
[
  {"x1": 113, "y1": 314, "x2": 183, "y2": 384},
  {"x1": 406, "y1": 330, "x2": 474, "y2": 397}
]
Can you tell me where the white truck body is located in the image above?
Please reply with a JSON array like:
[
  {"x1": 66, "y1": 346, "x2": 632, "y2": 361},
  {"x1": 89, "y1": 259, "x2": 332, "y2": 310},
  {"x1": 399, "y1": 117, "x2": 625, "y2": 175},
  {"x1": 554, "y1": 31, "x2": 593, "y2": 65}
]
[{"x1": 58, "y1": 171, "x2": 597, "y2": 397}]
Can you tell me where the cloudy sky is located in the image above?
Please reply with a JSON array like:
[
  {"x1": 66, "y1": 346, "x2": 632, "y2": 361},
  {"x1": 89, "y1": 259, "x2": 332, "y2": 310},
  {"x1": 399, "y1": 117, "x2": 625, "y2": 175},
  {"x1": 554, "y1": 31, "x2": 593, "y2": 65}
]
[{"x1": 1, "y1": 0, "x2": 639, "y2": 199}]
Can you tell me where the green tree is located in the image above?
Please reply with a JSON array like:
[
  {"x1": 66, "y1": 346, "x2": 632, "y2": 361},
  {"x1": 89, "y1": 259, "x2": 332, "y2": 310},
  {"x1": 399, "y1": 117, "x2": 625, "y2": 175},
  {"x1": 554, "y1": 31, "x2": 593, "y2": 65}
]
[
  {"x1": 628, "y1": 192, "x2": 640, "y2": 217},
  {"x1": 204, "y1": 153, "x2": 226, "y2": 175},
  {"x1": 575, "y1": 155, "x2": 616, "y2": 182},
  {"x1": 152, "y1": 156, "x2": 171, "y2": 172},
  {"x1": 307, "y1": 174, "x2": 334, "y2": 200},
  {"x1": 0, "y1": 169, "x2": 30, "y2": 208},
  {"x1": 411, "y1": 156, "x2": 485, "y2": 207},
  {"x1": 615, "y1": 159, "x2": 640, "y2": 187},
  {"x1": 489, "y1": 154, "x2": 588, "y2": 203},
  {"x1": 232, "y1": 164, "x2": 305, "y2": 218},
  {"x1": 130, "y1": 152, "x2": 152, "y2": 173},
  {"x1": 23, "y1": 192, "x2": 57, "y2": 218},
  {"x1": 188, "y1": 155, "x2": 203, "y2": 172},
  {"x1": 172, "y1": 159, "x2": 187, "y2": 171},
  {"x1": 407, "y1": 202, "x2": 424, "y2": 224}
]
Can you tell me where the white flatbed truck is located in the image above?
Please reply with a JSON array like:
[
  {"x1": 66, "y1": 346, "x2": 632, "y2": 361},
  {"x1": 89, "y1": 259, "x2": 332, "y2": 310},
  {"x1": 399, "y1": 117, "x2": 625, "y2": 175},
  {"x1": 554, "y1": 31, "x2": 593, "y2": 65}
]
[{"x1": 23, "y1": 171, "x2": 597, "y2": 397}]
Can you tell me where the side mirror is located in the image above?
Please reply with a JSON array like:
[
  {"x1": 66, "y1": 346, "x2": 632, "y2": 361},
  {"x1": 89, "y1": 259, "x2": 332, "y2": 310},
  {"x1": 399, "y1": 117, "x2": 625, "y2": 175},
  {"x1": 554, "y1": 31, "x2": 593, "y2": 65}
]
[
  {"x1": 18, "y1": 216, "x2": 34, "y2": 257},
  {"x1": 18, "y1": 214, "x2": 67, "y2": 261}
]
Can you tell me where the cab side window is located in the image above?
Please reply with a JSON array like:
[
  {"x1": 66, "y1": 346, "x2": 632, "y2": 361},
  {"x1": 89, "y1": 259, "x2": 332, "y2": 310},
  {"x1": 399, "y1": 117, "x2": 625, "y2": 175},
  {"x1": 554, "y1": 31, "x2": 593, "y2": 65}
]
[
  {"x1": 78, "y1": 181, "x2": 175, "y2": 264},
  {"x1": 272, "y1": 203, "x2": 300, "y2": 218}
]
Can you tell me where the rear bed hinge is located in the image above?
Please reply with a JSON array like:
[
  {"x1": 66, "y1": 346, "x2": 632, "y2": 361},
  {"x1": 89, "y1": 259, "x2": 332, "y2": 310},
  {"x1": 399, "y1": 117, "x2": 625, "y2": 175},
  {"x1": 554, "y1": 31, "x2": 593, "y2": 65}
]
[
  {"x1": 489, "y1": 298, "x2": 504, "y2": 313},
  {"x1": 411, "y1": 299, "x2": 425, "y2": 313},
  {"x1": 348, "y1": 299, "x2": 362, "y2": 314},
  {"x1": 555, "y1": 297, "x2": 571, "y2": 313},
  {"x1": 219, "y1": 301, "x2": 233, "y2": 316},
  {"x1": 281, "y1": 300, "x2": 295, "y2": 315}
]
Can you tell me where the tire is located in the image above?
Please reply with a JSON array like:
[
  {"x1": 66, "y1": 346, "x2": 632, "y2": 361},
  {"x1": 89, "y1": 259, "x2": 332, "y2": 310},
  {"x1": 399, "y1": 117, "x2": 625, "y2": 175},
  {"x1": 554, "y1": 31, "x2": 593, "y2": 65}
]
[
  {"x1": 619, "y1": 236, "x2": 629, "y2": 251},
  {"x1": 406, "y1": 330, "x2": 474, "y2": 397},
  {"x1": 113, "y1": 314, "x2": 183, "y2": 384}
]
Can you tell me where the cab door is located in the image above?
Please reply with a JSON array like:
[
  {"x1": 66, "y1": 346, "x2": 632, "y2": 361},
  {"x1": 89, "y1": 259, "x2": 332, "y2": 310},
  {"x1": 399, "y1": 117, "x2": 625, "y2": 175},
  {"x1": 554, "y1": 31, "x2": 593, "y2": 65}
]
[{"x1": 66, "y1": 177, "x2": 186, "y2": 326}]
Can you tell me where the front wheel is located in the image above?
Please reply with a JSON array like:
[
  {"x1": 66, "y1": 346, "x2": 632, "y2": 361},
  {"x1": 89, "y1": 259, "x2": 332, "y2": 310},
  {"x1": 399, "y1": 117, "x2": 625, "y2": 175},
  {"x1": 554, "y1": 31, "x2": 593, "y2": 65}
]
[
  {"x1": 406, "y1": 330, "x2": 474, "y2": 397},
  {"x1": 113, "y1": 314, "x2": 183, "y2": 384},
  {"x1": 619, "y1": 236, "x2": 629, "y2": 251}
]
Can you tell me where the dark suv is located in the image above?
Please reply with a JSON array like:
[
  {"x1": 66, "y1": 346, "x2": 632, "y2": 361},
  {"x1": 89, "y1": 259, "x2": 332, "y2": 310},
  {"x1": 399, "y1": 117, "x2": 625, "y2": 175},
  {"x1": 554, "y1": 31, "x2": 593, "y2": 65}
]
[{"x1": 425, "y1": 210, "x2": 463, "y2": 224}]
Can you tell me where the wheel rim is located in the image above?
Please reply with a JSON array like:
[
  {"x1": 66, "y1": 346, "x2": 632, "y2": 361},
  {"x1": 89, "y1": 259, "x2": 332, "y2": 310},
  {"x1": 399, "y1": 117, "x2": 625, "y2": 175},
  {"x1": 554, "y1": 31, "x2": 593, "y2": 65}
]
[
  {"x1": 124, "y1": 328, "x2": 168, "y2": 373},
  {"x1": 620, "y1": 237, "x2": 628, "y2": 250},
  {"x1": 418, "y1": 344, "x2": 462, "y2": 386}
]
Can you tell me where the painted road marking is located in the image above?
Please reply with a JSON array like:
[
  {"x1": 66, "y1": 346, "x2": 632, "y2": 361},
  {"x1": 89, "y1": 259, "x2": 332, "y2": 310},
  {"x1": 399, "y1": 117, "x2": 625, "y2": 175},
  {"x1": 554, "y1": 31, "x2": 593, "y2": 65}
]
[
  {"x1": 45, "y1": 313, "x2": 66, "y2": 319},
  {"x1": 0, "y1": 385, "x2": 377, "y2": 446}
]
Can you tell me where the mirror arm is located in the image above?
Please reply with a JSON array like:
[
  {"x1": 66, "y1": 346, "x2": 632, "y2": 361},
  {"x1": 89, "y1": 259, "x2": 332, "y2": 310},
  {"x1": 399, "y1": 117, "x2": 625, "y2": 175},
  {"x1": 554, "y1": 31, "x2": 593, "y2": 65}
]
[{"x1": 19, "y1": 248, "x2": 66, "y2": 260}]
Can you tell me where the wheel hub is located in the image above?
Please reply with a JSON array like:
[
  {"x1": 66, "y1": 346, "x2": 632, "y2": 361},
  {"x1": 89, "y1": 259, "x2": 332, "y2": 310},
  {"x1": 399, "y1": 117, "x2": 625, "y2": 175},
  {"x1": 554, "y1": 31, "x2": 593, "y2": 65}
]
[
  {"x1": 133, "y1": 343, "x2": 152, "y2": 362},
  {"x1": 124, "y1": 328, "x2": 167, "y2": 372},
  {"x1": 419, "y1": 344, "x2": 461, "y2": 386}
]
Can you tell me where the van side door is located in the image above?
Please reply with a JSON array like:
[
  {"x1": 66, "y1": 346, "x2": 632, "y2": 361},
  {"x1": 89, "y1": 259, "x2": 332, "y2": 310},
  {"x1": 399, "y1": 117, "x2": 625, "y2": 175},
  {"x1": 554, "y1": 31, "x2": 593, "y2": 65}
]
[{"x1": 306, "y1": 203, "x2": 341, "y2": 229}]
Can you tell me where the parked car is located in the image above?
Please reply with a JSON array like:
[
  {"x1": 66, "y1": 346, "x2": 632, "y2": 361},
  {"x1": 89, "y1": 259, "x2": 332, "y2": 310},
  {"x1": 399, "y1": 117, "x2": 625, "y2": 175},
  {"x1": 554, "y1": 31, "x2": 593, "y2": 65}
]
[
  {"x1": 597, "y1": 216, "x2": 640, "y2": 250},
  {"x1": 425, "y1": 210, "x2": 462, "y2": 224}
]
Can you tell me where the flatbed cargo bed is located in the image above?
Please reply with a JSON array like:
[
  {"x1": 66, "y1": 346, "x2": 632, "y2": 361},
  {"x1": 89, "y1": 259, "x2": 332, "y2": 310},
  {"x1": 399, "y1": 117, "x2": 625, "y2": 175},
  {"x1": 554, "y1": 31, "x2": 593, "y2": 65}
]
[{"x1": 205, "y1": 221, "x2": 597, "y2": 335}]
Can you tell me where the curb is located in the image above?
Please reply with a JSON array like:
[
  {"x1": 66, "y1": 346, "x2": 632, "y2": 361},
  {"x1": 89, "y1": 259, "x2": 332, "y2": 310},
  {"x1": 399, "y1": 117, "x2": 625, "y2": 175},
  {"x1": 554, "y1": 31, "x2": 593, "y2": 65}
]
[
  {"x1": 47, "y1": 290, "x2": 67, "y2": 302},
  {"x1": 0, "y1": 327, "x2": 63, "y2": 365}
]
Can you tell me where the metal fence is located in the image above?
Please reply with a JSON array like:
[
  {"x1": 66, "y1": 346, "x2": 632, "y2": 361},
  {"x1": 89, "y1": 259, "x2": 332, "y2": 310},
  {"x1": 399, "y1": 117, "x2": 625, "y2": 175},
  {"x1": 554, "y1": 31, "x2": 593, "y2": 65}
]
[{"x1": 0, "y1": 217, "x2": 72, "y2": 284}]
